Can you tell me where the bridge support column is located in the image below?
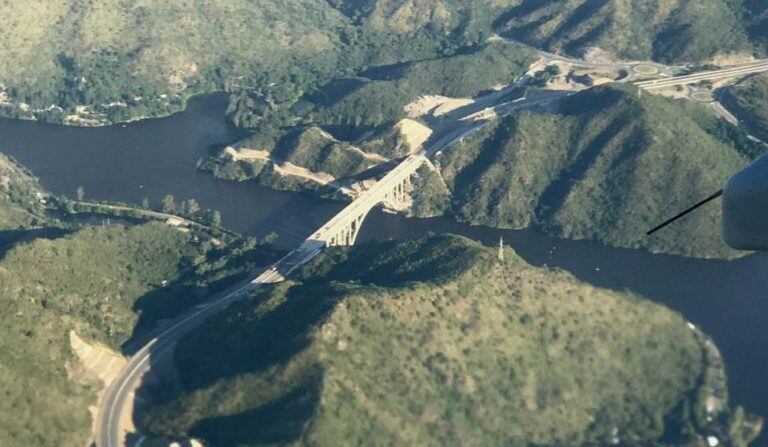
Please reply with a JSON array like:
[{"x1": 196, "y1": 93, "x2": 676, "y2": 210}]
[{"x1": 349, "y1": 214, "x2": 364, "y2": 245}]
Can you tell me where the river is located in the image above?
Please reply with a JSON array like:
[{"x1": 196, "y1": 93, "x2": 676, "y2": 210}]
[{"x1": 1, "y1": 94, "x2": 767, "y2": 432}]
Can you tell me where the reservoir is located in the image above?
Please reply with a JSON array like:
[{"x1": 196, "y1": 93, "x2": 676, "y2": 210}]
[{"x1": 1, "y1": 94, "x2": 766, "y2": 431}]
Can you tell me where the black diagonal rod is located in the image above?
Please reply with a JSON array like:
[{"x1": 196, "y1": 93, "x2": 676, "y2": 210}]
[{"x1": 646, "y1": 189, "x2": 724, "y2": 235}]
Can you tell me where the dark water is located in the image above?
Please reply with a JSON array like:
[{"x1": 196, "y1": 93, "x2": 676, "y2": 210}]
[
  {"x1": 2, "y1": 95, "x2": 767, "y2": 427},
  {"x1": 0, "y1": 95, "x2": 343, "y2": 247}
]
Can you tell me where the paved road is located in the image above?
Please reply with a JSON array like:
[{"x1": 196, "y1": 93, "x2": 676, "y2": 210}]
[
  {"x1": 94, "y1": 88, "x2": 567, "y2": 447},
  {"x1": 96, "y1": 243, "x2": 322, "y2": 447},
  {"x1": 96, "y1": 49, "x2": 768, "y2": 447},
  {"x1": 636, "y1": 61, "x2": 768, "y2": 90}
]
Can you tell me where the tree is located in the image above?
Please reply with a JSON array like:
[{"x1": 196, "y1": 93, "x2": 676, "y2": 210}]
[
  {"x1": 263, "y1": 232, "x2": 278, "y2": 245},
  {"x1": 76, "y1": 186, "x2": 85, "y2": 201},
  {"x1": 186, "y1": 199, "x2": 200, "y2": 215},
  {"x1": 211, "y1": 210, "x2": 222, "y2": 227},
  {"x1": 162, "y1": 195, "x2": 176, "y2": 213}
]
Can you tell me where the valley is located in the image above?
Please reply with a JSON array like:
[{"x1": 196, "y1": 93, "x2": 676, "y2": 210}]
[{"x1": 2, "y1": 2, "x2": 768, "y2": 447}]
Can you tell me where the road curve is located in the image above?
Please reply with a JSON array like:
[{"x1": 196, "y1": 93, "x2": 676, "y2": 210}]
[
  {"x1": 95, "y1": 90, "x2": 566, "y2": 447},
  {"x1": 97, "y1": 57, "x2": 768, "y2": 445}
]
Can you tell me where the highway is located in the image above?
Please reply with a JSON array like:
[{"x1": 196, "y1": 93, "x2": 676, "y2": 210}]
[
  {"x1": 96, "y1": 244, "x2": 322, "y2": 447},
  {"x1": 96, "y1": 49, "x2": 768, "y2": 447},
  {"x1": 636, "y1": 61, "x2": 768, "y2": 90}
]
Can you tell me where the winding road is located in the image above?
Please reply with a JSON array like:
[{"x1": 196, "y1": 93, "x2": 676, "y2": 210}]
[{"x1": 95, "y1": 46, "x2": 768, "y2": 447}]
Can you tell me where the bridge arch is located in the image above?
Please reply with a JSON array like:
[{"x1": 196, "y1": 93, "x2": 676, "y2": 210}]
[{"x1": 302, "y1": 161, "x2": 421, "y2": 250}]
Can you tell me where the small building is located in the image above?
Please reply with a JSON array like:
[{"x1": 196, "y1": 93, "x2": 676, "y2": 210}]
[{"x1": 165, "y1": 217, "x2": 186, "y2": 226}]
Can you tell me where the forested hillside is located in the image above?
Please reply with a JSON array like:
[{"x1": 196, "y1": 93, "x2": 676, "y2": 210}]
[
  {"x1": 727, "y1": 73, "x2": 768, "y2": 141},
  {"x1": 0, "y1": 218, "x2": 282, "y2": 446},
  {"x1": 412, "y1": 84, "x2": 763, "y2": 258},
  {"x1": 0, "y1": 224, "x2": 201, "y2": 446},
  {"x1": 494, "y1": 0, "x2": 760, "y2": 62},
  {"x1": 2, "y1": 1, "x2": 766, "y2": 125},
  {"x1": 140, "y1": 235, "x2": 754, "y2": 446},
  {"x1": 0, "y1": 153, "x2": 47, "y2": 230}
]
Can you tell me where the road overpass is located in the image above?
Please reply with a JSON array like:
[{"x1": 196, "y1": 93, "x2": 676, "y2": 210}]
[{"x1": 636, "y1": 61, "x2": 768, "y2": 90}]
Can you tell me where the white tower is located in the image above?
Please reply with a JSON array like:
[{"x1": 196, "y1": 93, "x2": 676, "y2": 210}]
[{"x1": 498, "y1": 236, "x2": 504, "y2": 262}]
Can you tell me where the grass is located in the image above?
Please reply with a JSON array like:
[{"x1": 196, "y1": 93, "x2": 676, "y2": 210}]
[
  {"x1": 414, "y1": 84, "x2": 763, "y2": 258},
  {"x1": 139, "y1": 234, "x2": 750, "y2": 446}
]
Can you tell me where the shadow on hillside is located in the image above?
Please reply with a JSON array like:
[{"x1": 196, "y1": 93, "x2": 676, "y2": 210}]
[
  {"x1": 0, "y1": 227, "x2": 71, "y2": 261},
  {"x1": 492, "y1": 0, "x2": 558, "y2": 30},
  {"x1": 189, "y1": 375, "x2": 321, "y2": 446},
  {"x1": 129, "y1": 281, "x2": 346, "y2": 445},
  {"x1": 122, "y1": 244, "x2": 285, "y2": 354},
  {"x1": 535, "y1": 113, "x2": 631, "y2": 224}
]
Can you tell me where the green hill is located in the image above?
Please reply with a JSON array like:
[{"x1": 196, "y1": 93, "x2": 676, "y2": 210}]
[
  {"x1": 211, "y1": 43, "x2": 534, "y2": 188},
  {"x1": 6, "y1": 1, "x2": 765, "y2": 126},
  {"x1": 140, "y1": 234, "x2": 752, "y2": 446},
  {"x1": 414, "y1": 84, "x2": 763, "y2": 259},
  {"x1": 333, "y1": 0, "x2": 766, "y2": 63},
  {"x1": 494, "y1": 0, "x2": 761, "y2": 62},
  {"x1": 0, "y1": 153, "x2": 47, "y2": 230},
  {"x1": 726, "y1": 74, "x2": 768, "y2": 141},
  {"x1": 0, "y1": 0, "x2": 506, "y2": 125},
  {"x1": 0, "y1": 222, "x2": 279, "y2": 446}
]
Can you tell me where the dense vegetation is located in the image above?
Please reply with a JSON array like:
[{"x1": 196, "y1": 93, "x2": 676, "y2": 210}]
[
  {"x1": 4, "y1": 1, "x2": 765, "y2": 125},
  {"x1": 495, "y1": 0, "x2": 765, "y2": 62},
  {"x1": 140, "y1": 234, "x2": 752, "y2": 446},
  {"x1": 726, "y1": 74, "x2": 768, "y2": 141},
  {"x1": 0, "y1": 0, "x2": 511, "y2": 124},
  {"x1": 209, "y1": 43, "x2": 534, "y2": 189},
  {"x1": 0, "y1": 221, "x2": 281, "y2": 446},
  {"x1": 0, "y1": 153, "x2": 47, "y2": 230},
  {"x1": 409, "y1": 84, "x2": 763, "y2": 259},
  {"x1": 227, "y1": 43, "x2": 534, "y2": 136}
]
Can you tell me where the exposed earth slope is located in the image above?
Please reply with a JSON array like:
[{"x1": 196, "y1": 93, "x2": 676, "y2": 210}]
[
  {"x1": 140, "y1": 235, "x2": 749, "y2": 446},
  {"x1": 0, "y1": 224, "x2": 199, "y2": 446}
]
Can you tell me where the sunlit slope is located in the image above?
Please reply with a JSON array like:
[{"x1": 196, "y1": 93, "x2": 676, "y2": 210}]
[
  {"x1": 425, "y1": 84, "x2": 760, "y2": 258},
  {"x1": 4, "y1": 1, "x2": 765, "y2": 124},
  {"x1": 142, "y1": 235, "x2": 715, "y2": 446},
  {"x1": 0, "y1": 224, "x2": 201, "y2": 446},
  {"x1": 0, "y1": 0, "x2": 353, "y2": 119},
  {"x1": 0, "y1": 153, "x2": 47, "y2": 230}
]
